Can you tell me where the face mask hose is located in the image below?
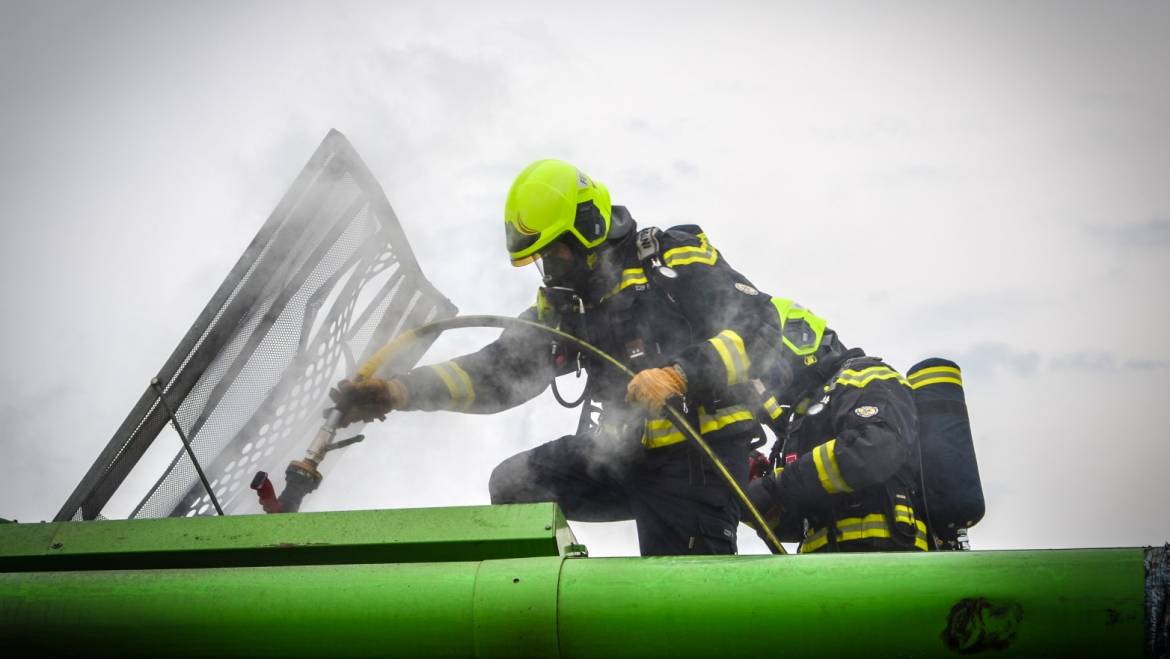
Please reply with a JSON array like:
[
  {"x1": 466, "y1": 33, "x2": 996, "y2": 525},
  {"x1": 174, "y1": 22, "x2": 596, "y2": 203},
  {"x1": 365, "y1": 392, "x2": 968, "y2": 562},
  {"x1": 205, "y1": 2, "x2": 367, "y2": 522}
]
[{"x1": 272, "y1": 314, "x2": 788, "y2": 555}]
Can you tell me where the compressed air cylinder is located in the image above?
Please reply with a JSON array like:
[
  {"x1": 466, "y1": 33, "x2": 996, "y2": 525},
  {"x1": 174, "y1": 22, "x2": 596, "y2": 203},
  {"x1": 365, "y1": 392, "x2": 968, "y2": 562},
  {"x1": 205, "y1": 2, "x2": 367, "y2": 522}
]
[{"x1": 908, "y1": 357, "x2": 985, "y2": 542}]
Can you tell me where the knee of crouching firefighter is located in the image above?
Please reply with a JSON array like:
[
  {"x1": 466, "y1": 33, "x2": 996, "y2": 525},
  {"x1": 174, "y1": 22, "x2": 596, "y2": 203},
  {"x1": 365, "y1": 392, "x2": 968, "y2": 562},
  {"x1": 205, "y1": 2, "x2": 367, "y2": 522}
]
[{"x1": 489, "y1": 454, "x2": 526, "y2": 504}]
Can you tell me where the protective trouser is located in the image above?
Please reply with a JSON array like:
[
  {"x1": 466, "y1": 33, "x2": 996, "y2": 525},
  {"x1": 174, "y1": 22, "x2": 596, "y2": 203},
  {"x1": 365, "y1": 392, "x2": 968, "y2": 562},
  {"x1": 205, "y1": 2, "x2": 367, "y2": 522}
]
[{"x1": 489, "y1": 432, "x2": 752, "y2": 556}]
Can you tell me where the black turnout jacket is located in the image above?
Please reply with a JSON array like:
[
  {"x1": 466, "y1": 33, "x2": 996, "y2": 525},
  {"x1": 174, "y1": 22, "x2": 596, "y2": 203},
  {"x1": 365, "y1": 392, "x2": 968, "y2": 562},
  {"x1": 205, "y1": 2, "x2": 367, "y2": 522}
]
[
  {"x1": 767, "y1": 356, "x2": 929, "y2": 552},
  {"x1": 397, "y1": 223, "x2": 784, "y2": 450}
]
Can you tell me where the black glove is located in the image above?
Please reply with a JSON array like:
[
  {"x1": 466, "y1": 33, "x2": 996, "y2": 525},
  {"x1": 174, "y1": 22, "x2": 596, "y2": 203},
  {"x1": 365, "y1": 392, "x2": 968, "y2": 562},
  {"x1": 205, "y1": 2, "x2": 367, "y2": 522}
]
[
  {"x1": 329, "y1": 378, "x2": 409, "y2": 427},
  {"x1": 744, "y1": 471, "x2": 785, "y2": 531}
]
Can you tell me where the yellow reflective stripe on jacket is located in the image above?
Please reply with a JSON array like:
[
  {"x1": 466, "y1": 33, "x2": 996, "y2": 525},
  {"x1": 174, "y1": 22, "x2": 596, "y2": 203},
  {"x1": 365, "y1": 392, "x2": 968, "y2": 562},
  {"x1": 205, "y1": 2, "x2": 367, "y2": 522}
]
[
  {"x1": 603, "y1": 267, "x2": 649, "y2": 300},
  {"x1": 834, "y1": 365, "x2": 910, "y2": 389},
  {"x1": 663, "y1": 233, "x2": 718, "y2": 267},
  {"x1": 707, "y1": 329, "x2": 750, "y2": 386},
  {"x1": 762, "y1": 395, "x2": 784, "y2": 420},
  {"x1": 893, "y1": 504, "x2": 917, "y2": 527},
  {"x1": 800, "y1": 513, "x2": 929, "y2": 553},
  {"x1": 642, "y1": 405, "x2": 755, "y2": 448},
  {"x1": 429, "y1": 361, "x2": 475, "y2": 410},
  {"x1": 800, "y1": 528, "x2": 829, "y2": 553},
  {"x1": 812, "y1": 438, "x2": 853, "y2": 494},
  {"x1": 908, "y1": 365, "x2": 963, "y2": 390}
]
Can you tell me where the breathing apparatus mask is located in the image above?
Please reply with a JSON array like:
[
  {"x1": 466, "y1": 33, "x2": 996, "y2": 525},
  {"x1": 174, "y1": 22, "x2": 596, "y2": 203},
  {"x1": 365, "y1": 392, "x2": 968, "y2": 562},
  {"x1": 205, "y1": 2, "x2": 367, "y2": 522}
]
[
  {"x1": 755, "y1": 298, "x2": 858, "y2": 407},
  {"x1": 767, "y1": 330, "x2": 857, "y2": 406},
  {"x1": 534, "y1": 208, "x2": 635, "y2": 293},
  {"x1": 533, "y1": 238, "x2": 590, "y2": 290}
]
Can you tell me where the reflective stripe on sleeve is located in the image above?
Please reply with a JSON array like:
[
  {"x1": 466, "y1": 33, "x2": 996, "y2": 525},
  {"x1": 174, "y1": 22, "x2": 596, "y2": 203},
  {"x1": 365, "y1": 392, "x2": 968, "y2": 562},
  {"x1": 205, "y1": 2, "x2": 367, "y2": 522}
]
[
  {"x1": 834, "y1": 365, "x2": 910, "y2": 389},
  {"x1": 448, "y1": 362, "x2": 475, "y2": 407},
  {"x1": 428, "y1": 361, "x2": 475, "y2": 410},
  {"x1": 893, "y1": 504, "x2": 917, "y2": 527},
  {"x1": 707, "y1": 329, "x2": 751, "y2": 386},
  {"x1": 812, "y1": 438, "x2": 853, "y2": 495},
  {"x1": 762, "y1": 395, "x2": 784, "y2": 420},
  {"x1": 908, "y1": 365, "x2": 963, "y2": 390}
]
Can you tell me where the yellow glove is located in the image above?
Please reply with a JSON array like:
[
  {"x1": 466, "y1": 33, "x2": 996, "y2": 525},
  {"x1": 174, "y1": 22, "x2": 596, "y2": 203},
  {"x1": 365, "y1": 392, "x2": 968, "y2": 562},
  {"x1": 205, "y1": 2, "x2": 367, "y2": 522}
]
[
  {"x1": 625, "y1": 365, "x2": 687, "y2": 416},
  {"x1": 329, "y1": 377, "x2": 410, "y2": 427}
]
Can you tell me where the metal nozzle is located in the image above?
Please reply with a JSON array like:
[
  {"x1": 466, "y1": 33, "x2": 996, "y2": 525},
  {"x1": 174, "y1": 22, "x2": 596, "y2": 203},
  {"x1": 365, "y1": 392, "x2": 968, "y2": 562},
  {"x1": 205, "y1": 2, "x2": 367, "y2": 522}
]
[{"x1": 304, "y1": 409, "x2": 344, "y2": 464}]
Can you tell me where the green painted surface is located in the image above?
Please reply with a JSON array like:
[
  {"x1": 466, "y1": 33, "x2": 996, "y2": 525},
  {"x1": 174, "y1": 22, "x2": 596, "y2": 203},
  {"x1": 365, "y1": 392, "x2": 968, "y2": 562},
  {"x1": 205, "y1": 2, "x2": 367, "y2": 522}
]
[
  {"x1": 558, "y1": 549, "x2": 1146, "y2": 658},
  {"x1": 0, "y1": 548, "x2": 1147, "y2": 658},
  {"x1": 0, "y1": 503, "x2": 575, "y2": 571},
  {"x1": 2, "y1": 562, "x2": 480, "y2": 657},
  {"x1": 473, "y1": 557, "x2": 564, "y2": 658}
]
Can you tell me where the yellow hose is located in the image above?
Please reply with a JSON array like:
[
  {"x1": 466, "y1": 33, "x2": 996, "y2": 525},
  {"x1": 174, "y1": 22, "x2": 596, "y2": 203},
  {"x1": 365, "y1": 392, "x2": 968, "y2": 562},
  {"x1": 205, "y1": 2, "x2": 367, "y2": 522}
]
[
  {"x1": 355, "y1": 329, "x2": 419, "y2": 381},
  {"x1": 356, "y1": 314, "x2": 787, "y2": 555}
]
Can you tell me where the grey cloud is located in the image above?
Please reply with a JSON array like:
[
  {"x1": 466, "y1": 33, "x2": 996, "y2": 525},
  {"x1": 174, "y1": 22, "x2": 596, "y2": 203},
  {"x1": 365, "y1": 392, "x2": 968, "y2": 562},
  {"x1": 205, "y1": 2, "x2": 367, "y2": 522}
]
[
  {"x1": 0, "y1": 382, "x2": 87, "y2": 521},
  {"x1": 626, "y1": 118, "x2": 652, "y2": 133},
  {"x1": 1124, "y1": 359, "x2": 1170, "y2": 371},
  {"x1": 376, "y1": 44, "x2": 507, "y2": 113},
  {"x1": 909, "y1": 293, "x2": 1036, "y2": 332},
  {"x1": 1048, "y1": 351, "x2": 1170, "y2": 373},
  {"x1": 952, "y1": 342, "x2": 1041, "y2": 379},
  {"x1": 1088, "y1": 218, "x2": 1170, "y2": 249},
  {"x1": 959, "y1": 348, "x2": 1170, "y2": 376},
  {"x1": 876, "y1": 163, "x2": 949, "y2": 186},
  {"x1": 347, "y1": 42, "x2": 515, "y2": 164},
  {"x1": 619, "y1": 170, "x2": 668, "y2": 193},
  {"x1": 1049, "y1": 350, "x2": 1117, "y2": 373}
]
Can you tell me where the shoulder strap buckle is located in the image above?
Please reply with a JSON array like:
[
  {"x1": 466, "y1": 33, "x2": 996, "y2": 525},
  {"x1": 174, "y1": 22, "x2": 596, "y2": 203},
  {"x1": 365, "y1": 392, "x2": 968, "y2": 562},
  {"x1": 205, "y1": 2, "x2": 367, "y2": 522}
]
[
  {"x1": 636, "y1": 226, "x2": 681, "y2": 281},
  {"x1": 635, "y1": 227, "x2": 661, "y2": 262}
]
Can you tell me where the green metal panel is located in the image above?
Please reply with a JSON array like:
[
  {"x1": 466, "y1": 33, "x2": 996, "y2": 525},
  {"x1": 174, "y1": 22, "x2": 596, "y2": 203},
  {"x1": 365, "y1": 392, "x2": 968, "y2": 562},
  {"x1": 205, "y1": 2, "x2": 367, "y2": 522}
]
[
  {"x1": 0, "y1": 503, "x2": 576, "y2": 572},
  {"x1": 557, "y1": 549, "x2": 1147, "y2": 658},
  {"x1": 3, "y1": 562, "x2": 480, "y2": 658},
  {"x1": 473, "y1": 557, "x2": 564, "y2": 658},
  {"x1": 0, "y1": 548, "x2": 1152, "y2": 658}
]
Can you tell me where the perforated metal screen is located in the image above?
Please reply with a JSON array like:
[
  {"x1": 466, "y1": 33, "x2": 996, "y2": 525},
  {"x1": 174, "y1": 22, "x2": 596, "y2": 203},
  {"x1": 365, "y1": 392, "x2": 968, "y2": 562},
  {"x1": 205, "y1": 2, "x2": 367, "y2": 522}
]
[{"x1": 56, "y1": 130, "x2": 456, "y2": 520}]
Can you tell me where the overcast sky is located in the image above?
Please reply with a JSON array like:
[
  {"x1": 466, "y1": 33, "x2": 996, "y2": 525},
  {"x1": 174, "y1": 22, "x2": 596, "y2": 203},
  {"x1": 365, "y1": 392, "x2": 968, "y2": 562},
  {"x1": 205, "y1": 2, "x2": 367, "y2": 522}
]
[{"x1": 1, "y1": 1, "x2": 1167, "y2": 555}]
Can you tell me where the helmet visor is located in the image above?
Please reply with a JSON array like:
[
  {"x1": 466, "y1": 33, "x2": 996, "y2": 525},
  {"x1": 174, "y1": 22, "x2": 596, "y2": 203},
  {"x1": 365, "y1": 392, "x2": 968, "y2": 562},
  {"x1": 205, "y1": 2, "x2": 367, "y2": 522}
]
[{"x1": 505, "y1": 221, "x2": 542, "y2": 256}]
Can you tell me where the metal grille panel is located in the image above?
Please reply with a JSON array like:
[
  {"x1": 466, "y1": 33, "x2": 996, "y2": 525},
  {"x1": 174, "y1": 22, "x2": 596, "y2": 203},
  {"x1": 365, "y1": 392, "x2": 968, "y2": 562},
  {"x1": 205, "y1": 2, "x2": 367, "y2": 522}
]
[{"x1": 56, "y1": 130, "x2": 456, "y2": 520}]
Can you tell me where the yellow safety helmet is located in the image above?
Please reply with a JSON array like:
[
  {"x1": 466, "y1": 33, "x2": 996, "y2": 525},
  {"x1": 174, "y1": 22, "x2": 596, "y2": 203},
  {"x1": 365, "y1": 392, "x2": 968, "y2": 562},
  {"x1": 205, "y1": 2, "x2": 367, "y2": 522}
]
[{"x1": 504, "y1": 159, "x2": 612, "y2": 266}]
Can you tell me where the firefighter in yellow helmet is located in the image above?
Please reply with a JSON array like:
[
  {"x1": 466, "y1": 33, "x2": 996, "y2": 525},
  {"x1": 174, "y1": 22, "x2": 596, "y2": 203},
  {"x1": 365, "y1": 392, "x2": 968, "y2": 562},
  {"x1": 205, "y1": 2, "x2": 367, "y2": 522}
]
[
  {"x1": 334, "y1": 159, "x2": 793, "y2": 555},
  {"x1": 741, "y1": 300, "x2": 931, "y2": 553}
]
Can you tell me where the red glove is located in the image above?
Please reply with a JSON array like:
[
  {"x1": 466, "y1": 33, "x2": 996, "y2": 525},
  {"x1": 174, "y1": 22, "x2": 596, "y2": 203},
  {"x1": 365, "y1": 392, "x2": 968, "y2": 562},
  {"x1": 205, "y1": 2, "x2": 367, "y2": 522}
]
[{"x1": 748, "y1": 451, "x2": 771, "y2": 482}]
